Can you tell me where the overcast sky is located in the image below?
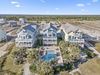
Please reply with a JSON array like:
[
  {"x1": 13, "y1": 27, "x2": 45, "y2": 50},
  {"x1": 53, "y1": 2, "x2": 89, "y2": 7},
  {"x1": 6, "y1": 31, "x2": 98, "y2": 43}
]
[{"x1": 0, "y1": 0, "x2": 100, "y2": 15}]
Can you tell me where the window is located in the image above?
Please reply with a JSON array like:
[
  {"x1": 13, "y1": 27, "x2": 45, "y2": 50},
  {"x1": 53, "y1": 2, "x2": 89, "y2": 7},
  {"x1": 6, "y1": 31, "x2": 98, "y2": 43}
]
[{"x1": 28, "y1": 35, "x2": 32, "y2": 39}]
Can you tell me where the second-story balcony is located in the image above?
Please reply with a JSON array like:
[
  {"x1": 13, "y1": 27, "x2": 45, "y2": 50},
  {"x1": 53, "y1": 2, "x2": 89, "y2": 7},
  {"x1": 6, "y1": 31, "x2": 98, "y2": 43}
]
[
  {"x1": 16, "y1": 38, "x2": 33, "y2": 42},
  {"x1": 69, "y1": 39, "x2": 84, "y2": 43},
  {"x1": 43, "y1": 37, "x2": 57, "y2": 41}
]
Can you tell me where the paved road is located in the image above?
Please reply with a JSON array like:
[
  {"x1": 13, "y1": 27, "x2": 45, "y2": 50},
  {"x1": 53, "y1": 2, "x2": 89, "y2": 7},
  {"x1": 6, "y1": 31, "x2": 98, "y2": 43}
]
[{"x1": 84, "y1": 41, "x2": 100, "y2": 58}]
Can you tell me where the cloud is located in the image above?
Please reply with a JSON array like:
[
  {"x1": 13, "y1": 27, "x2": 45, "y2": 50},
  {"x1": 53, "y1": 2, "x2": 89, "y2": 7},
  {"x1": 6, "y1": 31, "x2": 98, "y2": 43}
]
[
  {"x1": 40, "y1": 0, "x2": 45, "y2": 3},
  {"x1": 81, "y1": 9, "x2": 88, "y2": 12},
  {"x1": 55, "y1": 8, "x2": 59, "y2": 10},
  {"x1": 11, "y1": 1, "x2": 20, "y2": 4},
  {"x1": 92, "y1": 0, "x2": 98, "y2": 2},
  {"x1": 15, "y1": 5, "x2": 20, "y2": 7},
  {"x1": 76, "y1": 4, "x2": 85, "y2": 7},
  {"x1": 87, "y1": 3, "x2": 91, "y2": 5}
]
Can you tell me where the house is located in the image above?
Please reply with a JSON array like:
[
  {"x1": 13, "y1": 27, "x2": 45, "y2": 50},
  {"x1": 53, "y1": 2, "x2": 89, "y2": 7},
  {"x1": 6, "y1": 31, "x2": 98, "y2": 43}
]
[
  {"x1": 42, "y1": 23, "x2": 57, "y2": 46},
  {"x1": 19, "y1": 18, "x2": 27, "y2": 24},
  {"x1": 50, "y1": 21, "x2": 55, "y2": 24},
  {"x1": 41, "y1": 21, "x2": 46, "y2": 27},
  {"x1": 15, "y1": 23, "x2": 40, "y2": 47},
  {"x1": 61, "y1": 23, "x2": 84, "y2": 47},
  {"x1": 0, "y1": 18, "x2": 7, "y2": 25},
  {"x1": 0, "y1": 29, "x2": 7, "y2": 42},
  {"x1": 53, "y1": 24, "x2": 61, "y2": 37},
  {"x1": 9, "y1": 21, "x2": 18, "y2": 27}
]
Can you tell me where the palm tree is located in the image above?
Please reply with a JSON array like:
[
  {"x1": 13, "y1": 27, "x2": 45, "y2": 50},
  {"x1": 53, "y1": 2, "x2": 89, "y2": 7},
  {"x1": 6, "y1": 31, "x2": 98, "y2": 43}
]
[{"x1": 37, "y1": 34, "x2": 42, "y2": 46}]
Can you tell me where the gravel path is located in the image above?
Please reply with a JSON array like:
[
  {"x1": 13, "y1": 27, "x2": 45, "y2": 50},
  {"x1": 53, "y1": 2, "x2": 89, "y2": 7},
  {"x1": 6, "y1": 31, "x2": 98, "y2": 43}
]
[{"x1": 23, "y1": 63, "x2": 34, "y2": 75}]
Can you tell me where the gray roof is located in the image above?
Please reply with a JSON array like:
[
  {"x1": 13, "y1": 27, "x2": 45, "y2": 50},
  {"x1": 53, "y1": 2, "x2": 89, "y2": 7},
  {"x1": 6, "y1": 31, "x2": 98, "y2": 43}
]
[
  {"x1": 62, "y1": 23, "x2": 79, "y2": 33},
  {"x1": 22, "y1": 23, "x2": 39, "y2": 32},
  {"x1": 43, "y1": 23, "x2": 57, "y2": 31},
  {"x1": 0, "y1": 29, "x2": 6, "y2": 39}
]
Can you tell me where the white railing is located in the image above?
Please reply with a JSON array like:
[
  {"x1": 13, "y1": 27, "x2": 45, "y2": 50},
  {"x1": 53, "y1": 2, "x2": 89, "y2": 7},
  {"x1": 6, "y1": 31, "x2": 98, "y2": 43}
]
[
  {"x1": 69, "y1": 39, "x2": 84, "y2": 43},
  {"x1": 16, "y1": 38, "x2": 33, "y2": 42},
  {"x1": 43, "y1": 37, "x2": 57, "y2": 40},
  {"x1": 43, "y1": 41, "x2": 57, "y2": 45},
  {"x1": 16, "y1": 43, "x2": 33, "y2": 47}
]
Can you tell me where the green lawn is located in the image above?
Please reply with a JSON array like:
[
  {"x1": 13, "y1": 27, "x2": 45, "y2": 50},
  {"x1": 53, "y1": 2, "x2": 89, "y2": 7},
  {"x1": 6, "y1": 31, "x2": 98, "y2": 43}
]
[{"x1": 2, "y1": 46, "x2": 24, "y2": 74}]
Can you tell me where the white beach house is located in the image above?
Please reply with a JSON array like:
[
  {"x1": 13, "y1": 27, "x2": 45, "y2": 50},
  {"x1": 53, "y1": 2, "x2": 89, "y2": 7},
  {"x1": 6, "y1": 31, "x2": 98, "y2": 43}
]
[
  {"x1": 15, "y1": 23, "x2": 40, "y2": 47},
  {"x1": 61, "y1": 23, "x2": 84, "y2": 47},
  {"x1": 19, "y1": 18, "x2": 27, "y2": 24},
  {"x1": 42, "y1": 23, "x2": 57, "y2": 46}
]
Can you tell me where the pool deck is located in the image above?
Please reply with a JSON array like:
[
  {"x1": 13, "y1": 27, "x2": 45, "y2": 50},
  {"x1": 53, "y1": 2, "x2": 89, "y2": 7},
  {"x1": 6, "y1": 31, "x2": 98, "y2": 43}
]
[{"x1": 39, "y1": 46, "x2": 63, "y2": 66}]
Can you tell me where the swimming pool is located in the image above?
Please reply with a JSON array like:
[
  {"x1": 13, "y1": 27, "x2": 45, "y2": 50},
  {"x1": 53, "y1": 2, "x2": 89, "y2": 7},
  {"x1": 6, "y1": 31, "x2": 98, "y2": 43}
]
[{"x1": 42, "y1": 50, "x2": 56, "y2": 61}]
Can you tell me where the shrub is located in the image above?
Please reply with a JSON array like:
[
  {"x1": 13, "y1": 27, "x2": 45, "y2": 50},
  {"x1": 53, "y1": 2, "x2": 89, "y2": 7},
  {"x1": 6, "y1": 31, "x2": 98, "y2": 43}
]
[
  {"x1": 87, "y1": 51, "x2": 94, "y2": 58},
  {"x1": 29, "y1": 64, "x2": 36, "y2": 72}
]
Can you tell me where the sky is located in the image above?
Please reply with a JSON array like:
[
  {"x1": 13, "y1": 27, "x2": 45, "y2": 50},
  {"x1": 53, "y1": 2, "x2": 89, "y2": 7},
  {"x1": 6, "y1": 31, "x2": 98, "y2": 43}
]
[{"x1": 0, "y1": 0, "x2": 100, "y2": 15}]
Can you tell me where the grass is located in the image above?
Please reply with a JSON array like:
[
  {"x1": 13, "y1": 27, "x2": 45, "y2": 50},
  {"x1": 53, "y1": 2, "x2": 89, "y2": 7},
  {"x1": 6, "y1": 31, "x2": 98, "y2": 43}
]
[
  {"x1": 2, "y1": 45, "x2": 24, "y2": 74},
  {"x1": 79, "y1": 57, "x2": 100, "y2": 75},
  {"x1": 95, "y1": 42, "x2": 100, "y2": 53},
  {"x1": 58, "y1": 72, "x2": 71, "y2": 75},
  {"x1": 0, "y1": 42, "x2": 6, "y2": 47}
]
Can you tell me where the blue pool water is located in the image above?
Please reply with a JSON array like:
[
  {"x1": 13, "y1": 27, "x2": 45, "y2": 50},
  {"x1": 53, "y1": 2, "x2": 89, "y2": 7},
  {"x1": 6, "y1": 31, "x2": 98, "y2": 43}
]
[{"x1": 42, "y1": 50, "x2": 55, "y2": 61}]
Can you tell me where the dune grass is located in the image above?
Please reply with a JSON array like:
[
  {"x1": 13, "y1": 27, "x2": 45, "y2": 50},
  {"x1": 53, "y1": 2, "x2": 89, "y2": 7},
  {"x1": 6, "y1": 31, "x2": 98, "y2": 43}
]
[
  {"x1": 2, "y1": 45, "x2": 24, "y2": 74},
  {"x1": 0, "y1": 42, "x2": 6, "y2": 47},
  {"x1": 79, "y1": 57, "x2": 100, "y2": 75},
  {"x1": 73, "y1": 71, "x2": 81, "y2": 75}
]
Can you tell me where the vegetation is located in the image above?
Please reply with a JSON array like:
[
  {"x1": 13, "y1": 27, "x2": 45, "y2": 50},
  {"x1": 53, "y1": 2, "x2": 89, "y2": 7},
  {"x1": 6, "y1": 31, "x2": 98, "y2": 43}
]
[
  {"x1": 0, "y1": 15, "x2": 100, "y2": 22},
  {"x1": 34, "y1": 35, "x2": 42, "y2": 48},
  {"x1": 81, "y1": 47, "x2": 95, "y2": 58},
  {"x1": 29, "y1": 60, "x2": 53, "y2": 75},
  {"x1": 59, "y1": 71, "x2": 71, "y2": 75},
  {"x1": 57, "y1": 37, "x2": 63, "y2": 46},
  {"x1": 73, "y1": 71, "x2": 81, "y2": 75},
  {"x1": 2, "y1": 44, "x2": 24, "y2": 74},
  {"x1": 29, "y1": 59, "x2": 74, "y2": 75},
  {"x1": 95, "y1": 42, "x2": 100, "y2": 53},
  {"x1": 0, "y1": 70, "x2": 16, "y2": 75},
  {"x1": 79, "y1": 57, "x2": 100, "y2": 75},
  {"x1": 0, "y1": 41, "x2": 6, "y2": 47},
  {"x1": 53, "y1": 63, "x2": 74, "y2": 73},
  {"x1": 59, "y1": 41, "x2": 80, "y2": 63},
  {"x1": 27, "y1": 49, "x2": 39, "y2": 63},
  {"x1": 12, "y1": 47, "x2": 27, "y2": 65}
]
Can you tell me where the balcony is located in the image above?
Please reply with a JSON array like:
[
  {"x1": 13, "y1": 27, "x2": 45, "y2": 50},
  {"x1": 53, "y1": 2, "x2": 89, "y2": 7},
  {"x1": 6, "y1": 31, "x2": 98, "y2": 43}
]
[
  {"x1": 16, "y1": 38, "x2": 33, "y2": 42},
  {"x1": 69, "y1": 39, "x2": 84, "y2": 43},
  {"x1": 16, "y1": 42, "x2": 33, "y2": 47},
  {"x1": 43, "y1": 41, "x2": 57, "y2": 45}
]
